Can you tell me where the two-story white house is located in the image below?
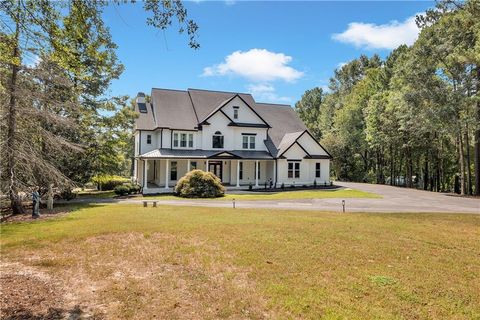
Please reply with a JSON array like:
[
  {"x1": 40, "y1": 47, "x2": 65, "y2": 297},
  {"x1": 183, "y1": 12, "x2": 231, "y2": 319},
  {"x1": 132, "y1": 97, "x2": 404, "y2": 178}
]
[{"x1": 133, "y1": 88, "x2": 331, "y2": 194}]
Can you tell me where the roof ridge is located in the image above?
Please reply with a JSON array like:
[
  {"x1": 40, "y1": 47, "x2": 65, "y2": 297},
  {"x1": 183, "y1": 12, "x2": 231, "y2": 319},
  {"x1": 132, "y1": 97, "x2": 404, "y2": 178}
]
[
  {"x1": 151, "y1": 87, "x2": 188, "y2": 93},
  {"x1": 187, "y1": 88, "x2": 252, "y2": 96},
  {"x1": 256, "y1": 102, "x2": 292, "y2": 107}
]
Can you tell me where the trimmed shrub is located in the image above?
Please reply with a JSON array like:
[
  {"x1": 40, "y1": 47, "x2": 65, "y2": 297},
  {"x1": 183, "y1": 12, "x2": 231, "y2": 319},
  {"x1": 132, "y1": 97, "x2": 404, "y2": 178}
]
[
  {"x1": 114, "y1": 185, "x2": 130, "y2": 196},
  {"x1": 91, "y1": 174, "x2": 129, "y2": 191},
  {"x1": 175, "y1": 170, "x2": 225, "y2": 198},
  {"x1": 128, "y1": 183, "x2": 141, "y2": 194}
]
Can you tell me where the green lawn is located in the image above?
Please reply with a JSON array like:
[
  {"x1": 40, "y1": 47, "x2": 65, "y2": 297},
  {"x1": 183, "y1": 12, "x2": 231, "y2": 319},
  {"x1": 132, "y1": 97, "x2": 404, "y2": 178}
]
[
  {"x1": 146, "y1": 187, "x2": 380, "y2": 201},
  {"x1": 1, "y1": 204, "x2": 479, "y2": 319}
]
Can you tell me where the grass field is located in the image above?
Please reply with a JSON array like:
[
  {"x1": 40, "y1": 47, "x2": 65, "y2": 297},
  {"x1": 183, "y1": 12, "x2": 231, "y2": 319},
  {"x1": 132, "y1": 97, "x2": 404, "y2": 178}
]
[
  {"x1": 146, "y1": 188, "x2": 380, "y2": 201},
  {"x1": 1, "y1": 204, "x2": 479, "y2": 319}
]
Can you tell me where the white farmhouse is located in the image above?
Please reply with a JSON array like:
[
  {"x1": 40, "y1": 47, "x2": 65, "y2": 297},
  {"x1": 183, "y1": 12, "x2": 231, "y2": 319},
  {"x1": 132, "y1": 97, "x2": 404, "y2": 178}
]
[{"x1": 133, "y1": 88, "x2": 331, "y2": 194}]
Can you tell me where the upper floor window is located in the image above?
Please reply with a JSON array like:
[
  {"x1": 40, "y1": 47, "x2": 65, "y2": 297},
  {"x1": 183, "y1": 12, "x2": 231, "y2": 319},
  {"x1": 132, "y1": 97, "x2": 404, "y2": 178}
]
[
  {"x1": 147, "y1": 134, "x2": 152, "y2": 144},
  {"x1": 212, "y1": 131, "x2": 224, "y2": 149},
  {"x1": 242, "y1": 134, "x2": 255, "y2": 149},
  {"x1": 288, "y1": 162, "x2": 300, "y2": 179},
  {"x1": 173, "y1": 132, "x2": 194, "y2": 148},
  {"x1": 233, "y1": 106, "x2": 239, "y2": 120},
  {"x1": 316, "y1": 163, "x2": 321, "y2": 178}
]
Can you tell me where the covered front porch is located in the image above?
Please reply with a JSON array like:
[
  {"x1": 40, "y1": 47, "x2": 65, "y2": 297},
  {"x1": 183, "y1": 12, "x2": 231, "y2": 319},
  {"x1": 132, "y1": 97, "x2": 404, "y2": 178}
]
[{"x1": 137, "y1": 157, "x2": 276, "y2": 194}]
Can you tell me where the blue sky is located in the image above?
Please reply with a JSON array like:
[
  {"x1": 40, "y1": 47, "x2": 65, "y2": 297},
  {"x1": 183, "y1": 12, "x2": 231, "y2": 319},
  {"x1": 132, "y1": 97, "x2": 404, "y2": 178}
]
[{"x1": 103, "y1": 1, "x2": 433, "y2": 105}]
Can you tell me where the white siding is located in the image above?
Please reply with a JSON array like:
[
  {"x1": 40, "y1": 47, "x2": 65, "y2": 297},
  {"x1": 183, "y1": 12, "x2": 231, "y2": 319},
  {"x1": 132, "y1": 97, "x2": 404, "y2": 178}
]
[
  {"x1": 222, "y1": 96, "x2": 264, "y2": 124},
  {"x1": 297, "y1": 133, "x2": 329, "y2": 156}
]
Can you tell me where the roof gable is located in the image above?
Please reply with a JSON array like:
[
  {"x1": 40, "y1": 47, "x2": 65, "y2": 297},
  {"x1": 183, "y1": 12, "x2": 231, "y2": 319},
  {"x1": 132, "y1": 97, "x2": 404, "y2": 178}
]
[{"x1": 199, "y1": 94, "x2": 270, "y2": 127}]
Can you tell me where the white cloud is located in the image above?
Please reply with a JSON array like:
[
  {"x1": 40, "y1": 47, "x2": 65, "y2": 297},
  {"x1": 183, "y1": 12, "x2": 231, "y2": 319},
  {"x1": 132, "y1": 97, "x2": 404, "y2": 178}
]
[
  {"x1": 202, "y1": 49, "x2": 303, "y2": 82},
  {"x1": 337, "y1": 62, "x2": 347, "y2": 69},
  {"x1": 225, "y1": 0, "x2": 236, "y2": 5},
  {"x1": 332, "y1": 14, "x2": 420, "y2": 50},
  {"x1": 246, "y1": 83, "x2": 292, "y2": 104}
]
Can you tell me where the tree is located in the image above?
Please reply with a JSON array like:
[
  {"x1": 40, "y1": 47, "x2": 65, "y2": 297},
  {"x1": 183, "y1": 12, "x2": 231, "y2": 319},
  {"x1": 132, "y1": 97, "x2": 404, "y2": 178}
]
[
  {"x1": 0, "y1": 0, "x2": 199, "y2": 213},
  {"x1": 295, "y1": 87, "x2": 324, "y2": 139}
]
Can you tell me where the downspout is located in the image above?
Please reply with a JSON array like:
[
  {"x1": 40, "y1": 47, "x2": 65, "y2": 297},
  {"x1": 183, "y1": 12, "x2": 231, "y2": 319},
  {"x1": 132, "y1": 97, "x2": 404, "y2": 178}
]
[
  {"x1": 275, "y1": 158, "x2": 278, "y2": 187},
  {"x1": 142, "y1": 159, "x2": 145, "y2": 191},
  {"x1": 160, "y1": 128, "x2": 163, "y2": 148},
  {"x1": 139, "y1": 131, "x2": 142, "y2": 155}
]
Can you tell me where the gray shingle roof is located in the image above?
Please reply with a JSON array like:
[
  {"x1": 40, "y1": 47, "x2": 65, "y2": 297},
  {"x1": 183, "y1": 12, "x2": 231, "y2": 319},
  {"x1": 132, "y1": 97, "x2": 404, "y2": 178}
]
[
  {"x1": 135, "y1": 88, "x2": 309, "y2": 153},
  {"x1": 253, "y1": 103, "x2": 307, "y2": 148},
  {"x1": 150, "y1": 88, "x2": 199, "y2": 130}
]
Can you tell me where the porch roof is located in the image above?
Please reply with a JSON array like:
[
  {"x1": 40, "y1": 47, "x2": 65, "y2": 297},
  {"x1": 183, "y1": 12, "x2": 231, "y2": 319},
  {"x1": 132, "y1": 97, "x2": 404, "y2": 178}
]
[{"x1": 138, "y1": 148, "x2": 274, "y2": 160}]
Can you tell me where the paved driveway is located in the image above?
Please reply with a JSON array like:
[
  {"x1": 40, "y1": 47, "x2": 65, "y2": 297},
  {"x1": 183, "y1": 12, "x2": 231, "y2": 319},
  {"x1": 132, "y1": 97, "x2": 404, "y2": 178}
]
[{"x1": 66, "y1": 183, "x2": 480, "y2": 214}]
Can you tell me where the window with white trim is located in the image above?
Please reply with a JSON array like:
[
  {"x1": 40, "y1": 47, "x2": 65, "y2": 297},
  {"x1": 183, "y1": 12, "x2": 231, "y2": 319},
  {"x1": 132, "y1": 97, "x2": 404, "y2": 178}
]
[
  {"x1": 233, "y1": 106, "x2": 239, "y2": 119},
  {"x1": 170, "y1": 161, "x2": 177, "y2": 180},
  {"x1": 173, "y1": 132, "x2": 194, "y2": 148},
  {"x1": 315, "y1": 163, "x2": 321, "y2": 178},
  {"x1": 288, "y1": 162, "x2": 300, "y2": 179},
  {"x1": 242, "y1": 134, "x2": 255, "y2": 149},
  {"x1": 212, "y1": 131, "x2": 224, "y2": 149}
]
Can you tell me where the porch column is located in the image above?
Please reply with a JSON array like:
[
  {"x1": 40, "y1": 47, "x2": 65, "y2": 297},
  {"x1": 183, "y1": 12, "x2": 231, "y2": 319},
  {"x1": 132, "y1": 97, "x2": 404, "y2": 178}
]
[
  {"x1": 143, "y1": 160, "x2": 148, "y2": 190},
  {"x1": 165, "y1": 159, "x2": 169, "y2": 189},
  {"x1": 187, "y1": 159, "x2": 191, "y2": 172},
  {"x1": 273, "y1": 160, "x2": 277, "y2": 188},
  {"x1": 255, "y1": 160, "x2": 259, "y2": 187},
  {"x1": 206, "y1": 159, "x2": 209, "y2": 171},
  {"x1": 236, "y1": 160, "x2": 240, "y2": 187}
]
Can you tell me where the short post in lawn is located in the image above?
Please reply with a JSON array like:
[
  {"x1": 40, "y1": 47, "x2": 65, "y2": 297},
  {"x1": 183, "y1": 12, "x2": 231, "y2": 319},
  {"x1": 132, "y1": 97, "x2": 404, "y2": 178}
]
[
  {"x1": 143, "y1": 201, "x2": 147, "y2": 208},
  {"x1": 342, "y1": 200, "x2": 345, "y2": 213},
  {"x1": 232, "y1": 198, "x2": 236, "y2": 209}
]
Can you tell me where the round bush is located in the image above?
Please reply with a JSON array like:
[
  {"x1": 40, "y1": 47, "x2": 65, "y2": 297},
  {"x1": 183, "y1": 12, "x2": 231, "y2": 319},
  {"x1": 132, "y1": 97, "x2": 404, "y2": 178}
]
[
  {"x1": 175, "y1": 170, "x2": 225, "y2": 198},
  {"x1": 114, "y1": 185, "x2": 130, "y2": 196}
]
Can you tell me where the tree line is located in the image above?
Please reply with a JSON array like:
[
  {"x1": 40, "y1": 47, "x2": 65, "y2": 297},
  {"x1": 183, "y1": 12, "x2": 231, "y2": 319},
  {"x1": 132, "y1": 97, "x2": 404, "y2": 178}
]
[
  {"x1": 295, "y1": 0, "x2": 480, "y2": 196},
  {"x1": 0, "y1": 0, "x2": 198, "y2": 214}
]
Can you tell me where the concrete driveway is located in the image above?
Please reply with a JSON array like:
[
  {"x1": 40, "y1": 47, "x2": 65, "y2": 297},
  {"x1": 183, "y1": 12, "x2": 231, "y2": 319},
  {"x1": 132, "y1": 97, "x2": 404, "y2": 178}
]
[{"x1": 65, "y1": 182, "x2": 479, "y2": 214}]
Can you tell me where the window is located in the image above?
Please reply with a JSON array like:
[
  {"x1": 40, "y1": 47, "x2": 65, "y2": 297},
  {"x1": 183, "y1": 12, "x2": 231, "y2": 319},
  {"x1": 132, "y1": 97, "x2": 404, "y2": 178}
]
[
  {"x1": 191, "y1": 161, "x2": 197, "y2": 170},
  {"x1": 188, "y1": 134, "x2": 193, "y2": 148},
  {"x1": 173, "y1": 132, "x2": 193, "y2": 148},
  {"x1": 239, "y1": 161, "x2": 243, "y2": 180},
  {"x1": 257, "y1": 162, "x2": 261, "y2": 179},
  {"x1": 180, "y1": 133, "x2": 187, "y2": 147},
  {"x1": 233, "y1": 107, "x2": 239, "y2": 119},
  {"x1": 170, "y1": 161, "x2": 177, "y2": 180},
  {"x1": 316, "y1": 163, "x2": 321, "y2": 178},
  {"x1": 212, "y1": 131, "x2": 224, "y2": 149},
  {"x1": 147, "y1": 134, "x2": 152, "y2": 144},
  {"x1": 242, "y1": 134, "x2": 255, "y2": 149},
  {"x1": 173, "y1": 133, "x2": 179, "y2": 147},
  {"x1": 288, "y1": 162, "x2": 300, "y2": 179}
]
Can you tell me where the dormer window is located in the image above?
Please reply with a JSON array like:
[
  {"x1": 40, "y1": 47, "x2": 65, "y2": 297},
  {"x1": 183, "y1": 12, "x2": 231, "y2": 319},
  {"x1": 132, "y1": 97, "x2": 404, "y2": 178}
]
[
  {"x1": 233, "y1": 106, "x2": 239, "y2": 120},
  {"x1": 212, "y1": 131, "x2": 224, "y2": 149}
]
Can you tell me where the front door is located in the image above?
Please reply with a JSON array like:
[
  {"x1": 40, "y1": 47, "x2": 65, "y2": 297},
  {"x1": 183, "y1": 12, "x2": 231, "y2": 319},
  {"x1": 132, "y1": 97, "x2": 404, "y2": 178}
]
[{"x1": 208, "y1": 161, "x2": 223, "y2": 180}]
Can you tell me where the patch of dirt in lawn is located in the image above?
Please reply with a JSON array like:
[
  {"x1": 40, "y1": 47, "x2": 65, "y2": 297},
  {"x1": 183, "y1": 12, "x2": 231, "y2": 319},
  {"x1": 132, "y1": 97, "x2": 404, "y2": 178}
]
[
  {"x1": 0, "y1": 262, "x2": 97, "y2": 319},
  {"x1": 4, "y1": 233, "x2": 274, "y2": 319}
]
